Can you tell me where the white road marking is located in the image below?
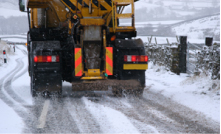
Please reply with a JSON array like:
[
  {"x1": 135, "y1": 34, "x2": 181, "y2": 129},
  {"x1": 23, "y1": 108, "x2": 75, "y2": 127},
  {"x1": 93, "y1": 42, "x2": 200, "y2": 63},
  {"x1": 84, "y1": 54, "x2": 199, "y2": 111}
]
[{"x1": 37, "y1": 100, "x2": 50, "y2": 128}]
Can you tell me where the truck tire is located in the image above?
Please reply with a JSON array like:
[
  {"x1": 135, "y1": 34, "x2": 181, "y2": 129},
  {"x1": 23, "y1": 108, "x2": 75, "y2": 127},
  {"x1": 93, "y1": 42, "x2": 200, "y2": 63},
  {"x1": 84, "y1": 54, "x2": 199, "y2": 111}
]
[{"x1": 30, "y1": 74, "x2": 37, "y2": 97}]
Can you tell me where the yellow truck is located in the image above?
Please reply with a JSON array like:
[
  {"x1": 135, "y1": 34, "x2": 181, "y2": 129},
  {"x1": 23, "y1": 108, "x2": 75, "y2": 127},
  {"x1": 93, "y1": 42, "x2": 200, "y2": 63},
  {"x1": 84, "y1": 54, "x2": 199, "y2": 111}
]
[{"x1": 19, "y1": 0, "x2": 148, "y2": 97}]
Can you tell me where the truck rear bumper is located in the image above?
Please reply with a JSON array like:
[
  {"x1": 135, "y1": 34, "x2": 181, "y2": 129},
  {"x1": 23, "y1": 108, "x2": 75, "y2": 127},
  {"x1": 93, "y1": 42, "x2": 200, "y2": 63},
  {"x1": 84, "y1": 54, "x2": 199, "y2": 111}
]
[{"x1": 123, "y1": 64, "x2": 148, "y2": 70}]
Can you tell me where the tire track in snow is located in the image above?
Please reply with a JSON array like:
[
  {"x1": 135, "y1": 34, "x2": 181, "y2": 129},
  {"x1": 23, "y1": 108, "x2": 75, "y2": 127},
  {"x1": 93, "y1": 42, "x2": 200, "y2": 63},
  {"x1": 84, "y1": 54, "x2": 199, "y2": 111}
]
[
  {"x1": 66, "y1": 97, "x2": 102, "y2": 133},
  {"x1": 0, "y1": 46, "x2": 34, "y2": 133},
  {"x1": 0, "y1": 58, "x2": 32, "y2": 132},
  {"x1": 0, "y1": 58, "x2": 24, "y2": 105},
  {"x1": 49, "y1": 98, "x2": 80, "y2": 133},
  {"x1": 0, "y1": 46, "x2": 27, "y2": 90},
  {"x1": 95, "y1": 96, "x2": 181, "y2": 133},
  {"x1": 2, "y1": 46, "x2": 29, "y2": 106},
  {"x1": 29, "y1": 97, "x2": 80, "y2": 133},
  {"x1": 82, "y1": 97, "x2": 141, "y2": 133},
  {"x1": 141, "y1": 90, "x2": 220, "y2": 133},
  {"x1": 3, "y1": 58, "x2": 28, "y2": 105}
]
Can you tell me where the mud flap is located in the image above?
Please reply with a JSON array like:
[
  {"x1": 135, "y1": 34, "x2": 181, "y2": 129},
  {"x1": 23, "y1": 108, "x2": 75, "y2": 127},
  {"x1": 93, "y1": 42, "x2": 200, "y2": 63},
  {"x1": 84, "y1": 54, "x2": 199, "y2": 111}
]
[
  {"x1": 30, "y1": 41, "x2": 62, "y2": 96},
  {"x1": 113, "y1": 38, "x2": 146, "y2": 96},
  {"x1": 34, "y1": 73, "x2": 62, "y2": 93}
]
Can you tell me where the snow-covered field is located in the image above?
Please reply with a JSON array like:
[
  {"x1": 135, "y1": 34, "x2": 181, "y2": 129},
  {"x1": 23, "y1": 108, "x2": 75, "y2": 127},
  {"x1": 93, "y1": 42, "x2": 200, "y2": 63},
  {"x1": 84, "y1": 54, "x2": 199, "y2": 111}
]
[
  {"x1": 0, "y1": 8, "x2": 26, "y2": 18},
  {"x1": 161, "y1": 0, "x2": 215, "y2": 8},
  {"x1": 133, "y1": 0, "x2": 216, "y2": 10},
  {"x1": 172, "y1": 14, "x2": 220, "y2": 39},
  {"x1": 121, "y1": 20, "x2": 184, "y2": 28}
]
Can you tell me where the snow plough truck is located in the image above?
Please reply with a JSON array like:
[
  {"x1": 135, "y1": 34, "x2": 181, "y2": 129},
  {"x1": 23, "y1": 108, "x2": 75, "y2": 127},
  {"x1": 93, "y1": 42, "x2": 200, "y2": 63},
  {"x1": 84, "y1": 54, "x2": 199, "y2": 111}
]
[{"x1": 19, "y1": 0, "x2": 148, "y2": 97}]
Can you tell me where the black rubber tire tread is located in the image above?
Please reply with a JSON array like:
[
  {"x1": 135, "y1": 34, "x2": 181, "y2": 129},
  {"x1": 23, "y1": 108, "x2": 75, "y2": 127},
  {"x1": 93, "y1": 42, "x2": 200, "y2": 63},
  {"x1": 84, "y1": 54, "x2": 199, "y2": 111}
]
[{"x1": 30, "y1": 74, "x2": 37, "y2": 97}]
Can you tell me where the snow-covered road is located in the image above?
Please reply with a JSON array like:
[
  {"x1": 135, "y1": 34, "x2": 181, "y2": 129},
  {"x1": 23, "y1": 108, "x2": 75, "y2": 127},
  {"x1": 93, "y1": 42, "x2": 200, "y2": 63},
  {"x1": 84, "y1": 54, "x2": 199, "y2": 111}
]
[{"x1": 0, "y1": 45, "x2": 219, "y2": 133}]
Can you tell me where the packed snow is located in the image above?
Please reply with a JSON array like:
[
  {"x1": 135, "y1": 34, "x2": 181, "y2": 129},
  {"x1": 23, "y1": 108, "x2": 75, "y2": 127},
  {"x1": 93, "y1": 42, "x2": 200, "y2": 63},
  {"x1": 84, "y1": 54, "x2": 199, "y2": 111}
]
[{"x1": 83, "y1": 97, "x2": 140, "y2": 133}]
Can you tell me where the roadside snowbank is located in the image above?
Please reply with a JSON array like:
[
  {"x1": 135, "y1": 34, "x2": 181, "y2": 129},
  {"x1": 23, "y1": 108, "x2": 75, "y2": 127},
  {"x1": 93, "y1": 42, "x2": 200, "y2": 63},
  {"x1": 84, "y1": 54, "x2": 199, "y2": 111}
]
[
  {"x1": 0, "y1": 99, "x2": 24, "y2": 133},
  {"x1": 145, "y1": 62, "x2": 220, "y2": 123},
  {"x1": 0, "y1": 41, "x2": 15, "y2": 67}
]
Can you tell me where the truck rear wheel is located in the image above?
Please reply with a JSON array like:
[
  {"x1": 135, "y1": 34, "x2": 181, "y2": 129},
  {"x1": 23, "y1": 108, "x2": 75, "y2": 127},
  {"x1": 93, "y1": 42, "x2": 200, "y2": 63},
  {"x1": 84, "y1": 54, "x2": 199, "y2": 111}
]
[{"x1": 30, "y1": 74, "x2": 37, "y2": 97}]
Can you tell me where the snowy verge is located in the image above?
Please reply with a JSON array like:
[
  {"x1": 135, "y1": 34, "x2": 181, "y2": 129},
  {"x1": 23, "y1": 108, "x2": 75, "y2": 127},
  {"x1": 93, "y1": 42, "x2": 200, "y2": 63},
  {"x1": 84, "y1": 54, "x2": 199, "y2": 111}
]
[
  {"x1": 145, "y1": 62, "x2": 220, "y2": 123},
  {"x1": 0, "y1": 45, "x2": 26, "y2": 133},
  {"x1": 11, "y1": 45, "x2": 33, "y2": 105},
  {"x1": 0, "y1": 41, "x2": 16, "y2": 76},
  {"x1": 0, "y1": 99, "x2": 24, "y2": 133}
]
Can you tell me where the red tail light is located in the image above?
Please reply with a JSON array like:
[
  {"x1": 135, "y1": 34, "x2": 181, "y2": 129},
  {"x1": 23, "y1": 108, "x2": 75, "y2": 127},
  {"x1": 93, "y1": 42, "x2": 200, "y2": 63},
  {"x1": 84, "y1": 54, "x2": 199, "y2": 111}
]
[
  {"x1": 34, "y1": 56, "x2": 38, "y2": 62},
  {"x1": 145, "y1": 56, "x2": 148, "y2": 62},
  {"x1": 47, "y1": 56, "x2": 52, "y2": 62},
  {"x1": 131, "y1": 55, "x2": 136, "y2": 62},
  {"x1": 124, "y1": 55, "x2": 148, "y2": 62},
  {"x1": 34, "y1": 55, "x2": 59, "y2": 63}
]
